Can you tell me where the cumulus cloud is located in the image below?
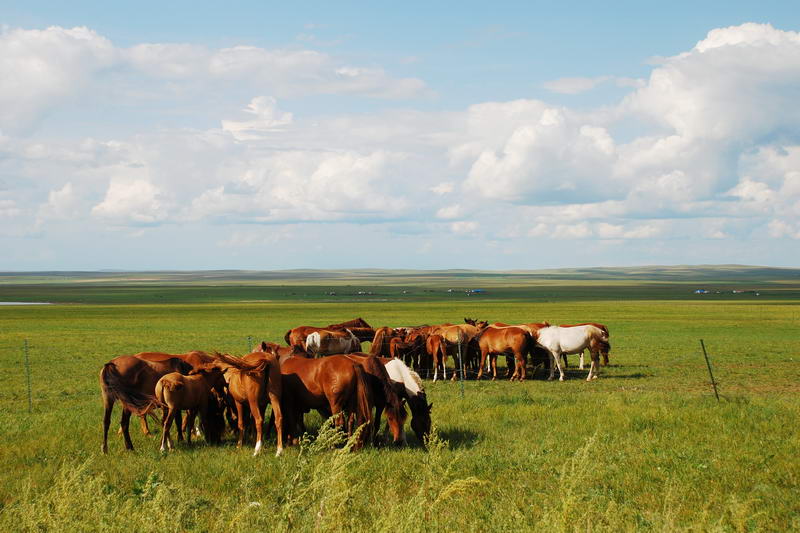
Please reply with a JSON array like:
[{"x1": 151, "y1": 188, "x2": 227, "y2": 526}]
[
  {"x1": 0, "y1": 26, "x2": 116, "y2": 133},
  {"x1": 92, "y1": 179, "x2": 168, "y2": 224}
]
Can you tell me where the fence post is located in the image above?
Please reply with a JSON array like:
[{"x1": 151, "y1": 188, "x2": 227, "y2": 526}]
[
  {"x1": 247, "y1": 335, "x2": 253, "y2": 353},
  {"x1": 23, "y1": 339, "x2": 32, "y2": 413},
  {"x1": 700, "y1": 339, "x2": 720, "y2": 402},
  {"x1": 456, "y1": 331, "x2": 465, "y2": 398}
]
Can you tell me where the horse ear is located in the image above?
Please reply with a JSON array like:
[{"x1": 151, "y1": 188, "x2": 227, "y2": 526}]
[{"x1": 260, "y1": 341, "x2": 267, "y2": 351}]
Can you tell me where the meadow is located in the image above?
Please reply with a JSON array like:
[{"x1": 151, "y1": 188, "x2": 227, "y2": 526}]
[{"x1": 0, "y1": 270, "x2": 798, "y2": 531}]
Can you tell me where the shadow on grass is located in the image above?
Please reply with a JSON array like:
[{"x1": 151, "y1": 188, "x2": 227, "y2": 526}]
[
  {"x1": 439, "y1": 427, "x2": 480, "y2": 450},
  {"x1": 611, "y1": 372, "x2": 653, "y2": 379}
]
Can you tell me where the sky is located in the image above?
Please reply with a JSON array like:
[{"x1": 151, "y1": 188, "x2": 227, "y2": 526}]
[{"x1": 1, "y1": 2, "x2": 799, "y2": 270}]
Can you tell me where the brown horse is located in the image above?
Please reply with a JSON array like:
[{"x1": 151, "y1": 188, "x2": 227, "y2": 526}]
[
  {"x1": 284, "y1": 317, "x2": 374, "y2": 349},
  {"x1": 474, "y1": 326, "x2": 534, "y2": 381},
  {"x1": 429, "y1": 322, "x2": 487, "y2": 380},
  {"x1": 154, "y1": 367, "x2": 226, "y2": 452},
  {"x1": 279, "y1": 354, "x2": 374, "y2": 449},
  {"x1": 304, "y1": 328, "x2": 361, "y2": 357},
  {"x1": 99, "y1": 355, "x2": 192, "y2": 453},
  {"x1": 129, "y1": 351, "x2": 217, "y2": 437},
  {"x1": 207, "y1": 351, "x2": 284, "y2": 456},
  {"x1": 343, "y1": 353, "x2": 406, "y2": 445},
  {"x1": 369, "y1": 326, "x2": 400, "y2": 356}
]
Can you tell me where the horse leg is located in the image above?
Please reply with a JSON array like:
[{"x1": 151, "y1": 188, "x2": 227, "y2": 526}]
[
  {"x1": 516, "y1": 349, "x2": 526, "y2": 381},
  {"x1": 579, "y1": 350, "x2": 585, "y2": 370},
  {"x1": 547, "y1": 351, "x2": 557, "y2": 381},
  {"x1": 101, "y1": 393, "x2": 114, "y2": 454},
  {"x1": 161, "y1": 408, "x2": 175, "y2": 452},
  {"x1": 553, "y1": 350, "x2": 566, "y2": 381},
  {"x1": 587, "y1": 348, "x2": 600, "y2": 381},
  {"x1": 477, "y1": 347, "x2": 488, "y2": 380},
  {"x1": 234, "y1": 401, "x2": 246, "y2": 450},
  {"x1": 186, "y1": 410, "x2": 197, "y2": 446},
  {"x1": 432, "y1": 351, "x2": 439, "y2": 382},
  {"x1": 139, "y1": 415, "x2": 151, "y2": 436},
  {"x1": 491, "y1": 354, "x2": 497, "y2": 381},
  {"x1": 120, "y1": 410, "x2": 135, "y2": 450},
  {"x1": 248, "y1": 395, "x2": 264, "y2": 456},
  {"x1": 267, "y1": 389, "x2": 284, "y2": 457},
  {"x1": 175, "y1": 410, "x2": 184, "y2": 441},
  {"x1": 373, "y1": 405, "x2": 384, "y2": 446}
]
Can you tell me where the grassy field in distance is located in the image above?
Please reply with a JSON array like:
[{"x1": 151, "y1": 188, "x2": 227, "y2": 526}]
[{"x1": 0, "y1": 269, "x2": 798, "y2": 531}]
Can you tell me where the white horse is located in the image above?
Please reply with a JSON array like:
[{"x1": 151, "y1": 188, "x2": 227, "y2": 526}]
[
  {"x1": 384, "y1": 358, "x2": 432, "y2": 443},
  {"x1": 535, "y1": 325, "x2": 609, "y2": 381},
  {"x1": 304, "y1": 329, "x2": 361, "y2": 357}
]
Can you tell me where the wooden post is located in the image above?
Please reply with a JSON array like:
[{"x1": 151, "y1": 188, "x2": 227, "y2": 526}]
[
  {"x1": 23, "y1": 339, "x2": 32, "y2": 413},
  {"x1": 457, "y1": 331, "x2": 465, "y2": 398},
  {"x1": 700, "y1": 339, "x2": 720, "y2": 402},
  {"x1": 247, "y1": 335, "x2": 253, "y2": 352}
]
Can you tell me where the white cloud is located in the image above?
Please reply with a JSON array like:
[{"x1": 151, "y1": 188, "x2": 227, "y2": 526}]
[
  {"x1": 92, "y1": 179, "x2": 168, "y2": 224},
  {"x1": 0, "y1": 26, "x2": 116, "y2": 133},
  {"x1": 222, "y1": 96, "x2": 293, "y2": 141}
]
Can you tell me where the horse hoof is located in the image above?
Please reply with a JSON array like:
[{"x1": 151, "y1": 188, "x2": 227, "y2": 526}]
[{"x1": 275, "y1": 447, "x2": 283, "y2": 457}]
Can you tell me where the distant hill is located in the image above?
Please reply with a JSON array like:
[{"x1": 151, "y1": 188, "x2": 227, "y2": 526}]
[{"x1": 1, "y1": 265, "x2": 798, "y2": 285}]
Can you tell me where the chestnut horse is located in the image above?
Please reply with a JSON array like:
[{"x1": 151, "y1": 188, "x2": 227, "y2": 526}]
[
  {"x1": 304, "y1": 328, "x2": 361, "y2": 357},
  {"x1": 343, "y1": 354, "x2": 406, "y2": 445},
  {"x1": 154, "y1": 366, "x2": 226, "y2": 452},
  {"x1": 369, "y1": 327, "x2": 400, "y2": 357},
  {"x1": 129, "y1": 351, "x2": 217, "y2": 438},
  {"x1": 99, "y1": 355, "x2": 192, "y2": 453},
  {"x1": 207, "y1": 352, "x2": 284, "y2": 456},
  {"x1": 284, "y1": 318, "x2": 374, "y2": 349},
  {"x1": 474, "y1": 325, "x2": 534, "y2": 381},
  {"x1": 279, "y1": 354, "x2": 374, "y2": 449}
]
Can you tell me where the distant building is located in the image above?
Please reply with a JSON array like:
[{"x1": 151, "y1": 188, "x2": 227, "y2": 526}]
[{"x1": 694, "y1": 289, "x2": 709, "y2": 294}]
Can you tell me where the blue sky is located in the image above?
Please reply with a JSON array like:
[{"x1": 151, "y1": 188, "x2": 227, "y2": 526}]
[{"x1": 1, "y1": 2, "x2": 799, "y2": 269}]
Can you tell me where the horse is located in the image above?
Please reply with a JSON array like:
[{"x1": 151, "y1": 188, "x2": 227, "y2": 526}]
[
  {"x1": 535, "y1": 325, "x2": 610, "y2": 381},
  {"x1": 207, "y1": 352, "x2": 284, "y2": 456},
  {"x1": 474, "y1": 326, "x2": 534, "y2": 381},
  {"x1": 486, "y1": 323, "x2": 551, "y2": 375},
  {"x1": 99, "y1": 355, "x2": 192, "y2": 453},
  {"x1": 305, "y1": 329, "x2": 361, "y2": 357},
  {"x1": 558, "y1": 323, "x2": 611, "y2": 367},
  {"x1": 343, "y1": 354, "x2": 406, "y2": 445},
  {"x1": 426, "y1": 334, "x2": 450, "y2": 382},
  {"x1": 369, "y1": 327, "x2": 399, "y2": 357},
  {"x1": 284, "y1": 318, "x2": 374, "y2": 349},
  {"x1": 429, "y1": 322, "x2": 488, "y2": 379},
  {"x1": 383, "y1": 358, "x2": 432, "y2": 443},
  {"x1": 128, "y1": 351, "x2": 218, "y2": 438},
  {"x1": 154, "y1": 366, "x2": 226, "y2": 452},
  {"x1": 278, "y1": 354, "x2": 374, "y2": 450}
]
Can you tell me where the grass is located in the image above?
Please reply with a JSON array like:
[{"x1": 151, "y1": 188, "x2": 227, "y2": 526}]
[{"x1": 0, "y1": 279, "x2": 799, "y2": 531}]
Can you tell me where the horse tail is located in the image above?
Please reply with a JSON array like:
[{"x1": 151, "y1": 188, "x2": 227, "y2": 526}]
[
  {"x1": 284, "y1": 329, "x2": 292, "y2": 346},
  {"x1": 100, "y1": 362, "x2": 157, "y2": 416},
  {"x1": 212, "y1": 352, "x2": 268, "y2": 374},
  {"x1": 352, "y1": 363, "x2": 373, "y2": 445}
]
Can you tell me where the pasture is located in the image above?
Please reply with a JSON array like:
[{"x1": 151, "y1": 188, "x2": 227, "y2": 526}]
[{"x1": 1, "y1": 272, "x2": 799, "y2": 531}]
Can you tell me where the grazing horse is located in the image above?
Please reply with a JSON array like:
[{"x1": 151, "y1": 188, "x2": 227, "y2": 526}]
[
  {"x1": 559, "y1": 323, "x2": 611, "y2": 367},
  {"x1": 208, "y1": 352, "x2": 284, "y2": 456},
  {"x1": 536, "y1": 325, "x2": 609, "y2": 381},
  {"x1": 99, "y1": 355, "x2": 192, "y2": 453},
  {"x1": 383, "y1": 358, "x2": 432, "y2": 443},
  {"x1": 284, "y1": 318, "x2": 374, "y2": 349},
  {"x1": 474, "y1": 326, "x2": 534, "y2": 381},
  {"x1": 305, "y1": 329, "x2": 361, "y2": 357},
  {"x1": 154, "y1": 367, "x2": 226, "y2": 452},
  {"x1": 343, "y1": 354, "x2": 406, "y2": 445},
  {"x1": 279, "y1": 354, "x2": 374, "y2": 450}
]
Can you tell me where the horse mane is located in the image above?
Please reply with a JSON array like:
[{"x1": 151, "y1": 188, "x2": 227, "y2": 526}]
[{"x1": 408, "y1": 369, "x2": 424, "y2": 392}]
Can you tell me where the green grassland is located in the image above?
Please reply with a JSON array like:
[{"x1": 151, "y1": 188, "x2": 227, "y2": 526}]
[{"x1": 0, "y1": 270, "x2": 799, "y2": 531}]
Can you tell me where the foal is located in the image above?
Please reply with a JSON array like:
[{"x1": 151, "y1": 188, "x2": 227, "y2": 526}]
[{"x1": 154, "y1": 367, "x2": 225, "y2": 452}]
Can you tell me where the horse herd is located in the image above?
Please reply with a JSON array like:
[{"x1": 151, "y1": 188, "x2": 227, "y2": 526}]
[{"x1": 99, "y1": 317, "x2": 610, "y2": 457}]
